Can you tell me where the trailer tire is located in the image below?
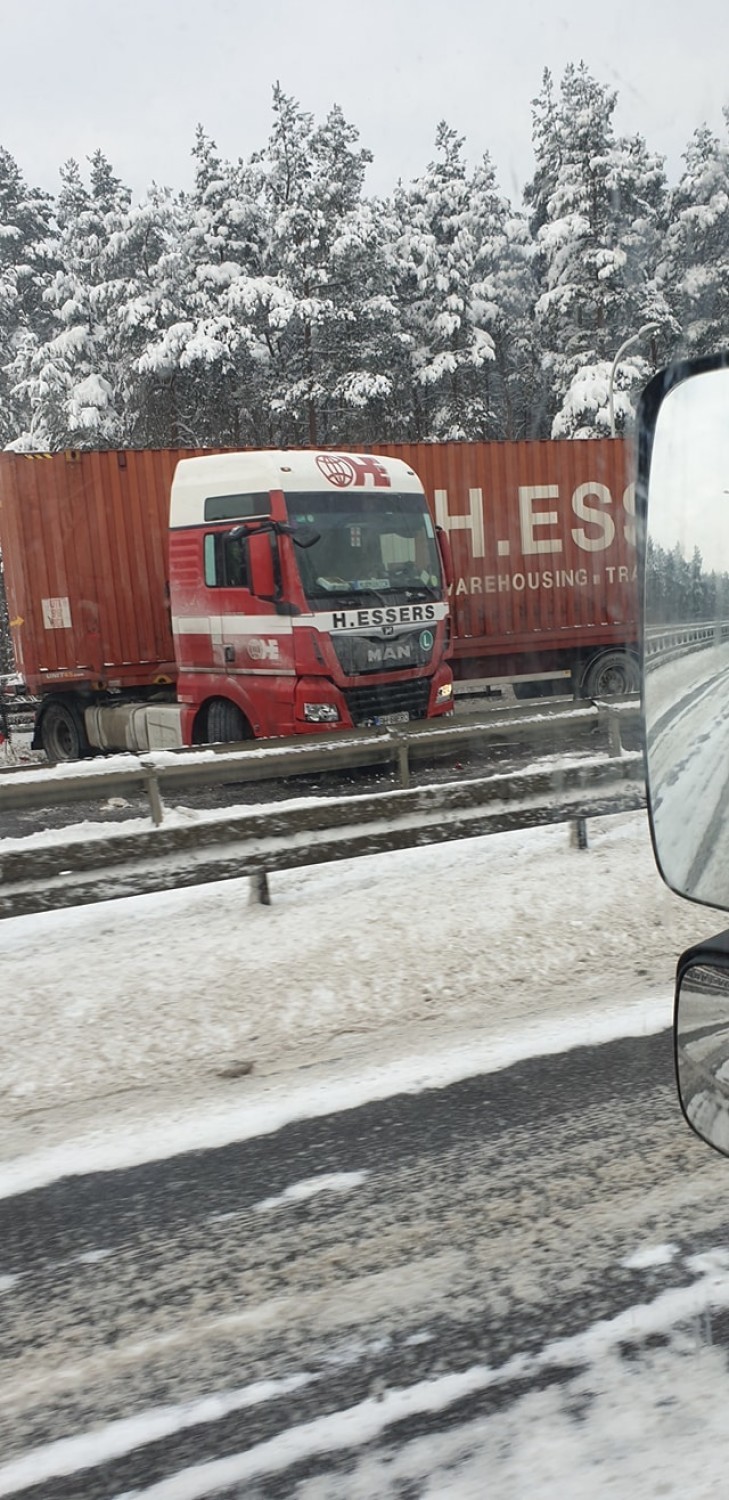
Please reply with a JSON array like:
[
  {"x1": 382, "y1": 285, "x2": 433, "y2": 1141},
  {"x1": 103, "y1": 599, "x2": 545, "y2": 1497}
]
[
  {"x1": 206, "y1": 698, "x2": 250, "y2": 745},
  {"x1": 39, "y1": 698, "x2": 88, "y2": 763},
  {"x1": 580, "y1": 651, "x2": 640, "y2": 699}
]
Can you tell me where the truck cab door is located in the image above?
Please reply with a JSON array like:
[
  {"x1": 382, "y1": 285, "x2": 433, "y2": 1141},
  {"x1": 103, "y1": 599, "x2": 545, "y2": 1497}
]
[{"x1": 203, "y1": 530, "x2": 293, "y2": 677}]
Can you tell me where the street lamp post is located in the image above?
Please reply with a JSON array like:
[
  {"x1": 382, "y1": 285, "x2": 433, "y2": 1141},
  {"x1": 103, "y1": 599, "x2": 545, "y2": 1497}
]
[{"x1": 608, "y1": 324, "x2": 659, "y2": 437}]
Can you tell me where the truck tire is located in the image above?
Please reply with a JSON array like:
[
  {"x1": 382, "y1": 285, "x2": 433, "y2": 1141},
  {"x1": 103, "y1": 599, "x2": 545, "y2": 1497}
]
[
  {"x1": 40, "y1": 698, "x2": 88, "y2": 763},
  {"x1": 206, "y1": 698, "x2": 250, "y2": 744},
  {"x1": 580, "y1": 651, "x2": 640, "y2": 699}
]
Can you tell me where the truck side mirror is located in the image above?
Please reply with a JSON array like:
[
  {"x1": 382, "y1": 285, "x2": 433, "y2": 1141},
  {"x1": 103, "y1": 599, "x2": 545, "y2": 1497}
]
[
  {"x1": 246, "y1": 529, "x2": 278, "y2": 601},
  {"x1": 675, "y1": 932, "x2": 729, "y2": 1157},
  {"x1": 436, "y1": 525, "x2": 454, "y2": 589},
  {"x1": 636, "y1": 353, "x2": 729, "y2": 911}
]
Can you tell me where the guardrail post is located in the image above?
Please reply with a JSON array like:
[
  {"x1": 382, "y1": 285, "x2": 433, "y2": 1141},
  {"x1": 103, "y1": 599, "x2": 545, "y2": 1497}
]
[
  {"x1": 142, "y1": 765, "x2": 165, "y2": 826},
  {"x1": 571, "y1": 816, "x2": 589, "y2": 850},
  {"x1": 597, "y1": 705, "x2": 622, "y2": 758},
  {"x1": 390, "y1": 733, "x2": 410, "y2": 788},
  {"x1": 250, "y1": 870, "x2": 271, "y2": 905}
]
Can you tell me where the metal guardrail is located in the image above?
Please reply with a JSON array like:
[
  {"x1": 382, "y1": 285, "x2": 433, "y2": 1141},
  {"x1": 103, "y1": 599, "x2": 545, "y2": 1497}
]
[
  {"x1": 0, "y1": 753, "x2": 645, "y2": 921},
  {"x1": 644, "y1": 621, "x2": 729, "y2": 671},
  {"x1": 0, "y1": 698, "x2": 640, "y2": 822}
]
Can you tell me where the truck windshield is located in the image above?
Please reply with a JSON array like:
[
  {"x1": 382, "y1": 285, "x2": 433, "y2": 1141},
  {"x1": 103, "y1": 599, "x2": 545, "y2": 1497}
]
[{"x1": 286, "y1": 491, "x2": 442, "y2": 607}]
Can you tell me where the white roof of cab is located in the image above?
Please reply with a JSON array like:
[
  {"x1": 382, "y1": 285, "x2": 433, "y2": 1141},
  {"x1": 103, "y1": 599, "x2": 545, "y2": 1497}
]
[{"x1": 171, "y1": 449, "x2": 424, "y2": 527}]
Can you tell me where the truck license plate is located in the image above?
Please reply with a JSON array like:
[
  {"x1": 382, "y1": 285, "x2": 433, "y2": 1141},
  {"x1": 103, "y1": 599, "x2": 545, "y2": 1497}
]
[{"x1": 378, "y1": 711, "x2": 409, "y2": 725}]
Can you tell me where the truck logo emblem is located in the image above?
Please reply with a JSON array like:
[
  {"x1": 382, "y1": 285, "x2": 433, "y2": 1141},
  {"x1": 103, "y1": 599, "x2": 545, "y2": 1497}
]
[
  {"x1": 315, "y1": 454, "x2": 391, "y2": 489},
  {"x1": 247, "y1": 637, "x2": 280, "y2": 662}
]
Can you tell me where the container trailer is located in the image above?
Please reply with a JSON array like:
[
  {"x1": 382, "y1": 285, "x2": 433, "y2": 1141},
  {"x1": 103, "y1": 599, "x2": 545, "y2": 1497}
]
[
  {"x1": 369, "y1": 438, "x2": 637, "y2": 699},
  {"x1": 0, "y1": 438, "x2": 637, "y2": 760}
]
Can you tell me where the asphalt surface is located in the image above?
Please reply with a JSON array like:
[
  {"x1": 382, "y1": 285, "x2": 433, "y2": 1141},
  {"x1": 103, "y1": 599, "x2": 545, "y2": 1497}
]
[{"x1": 0, "y1": 1028, "x2": 726, "y2": 1498}]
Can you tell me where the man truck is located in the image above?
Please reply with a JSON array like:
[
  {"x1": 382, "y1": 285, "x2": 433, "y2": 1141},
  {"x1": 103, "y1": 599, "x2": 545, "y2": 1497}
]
[
  {"x1": 0, "y1": 438, "x2": 637, "y2": 761},
  {"x1": 0, "y1": 447, "x2": 454, "y2": 760}
]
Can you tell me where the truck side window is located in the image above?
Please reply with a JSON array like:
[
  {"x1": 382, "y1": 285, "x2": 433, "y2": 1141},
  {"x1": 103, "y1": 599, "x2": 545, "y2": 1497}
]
[{"x1": 204, "y1": 533, "x2": 249, "y2": 590}]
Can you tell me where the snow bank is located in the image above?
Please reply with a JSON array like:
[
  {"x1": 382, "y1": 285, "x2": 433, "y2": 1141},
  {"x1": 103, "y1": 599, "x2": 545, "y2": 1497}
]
[{"x1": 0, "y1": 810, "x2": 715, "y2": 1176}]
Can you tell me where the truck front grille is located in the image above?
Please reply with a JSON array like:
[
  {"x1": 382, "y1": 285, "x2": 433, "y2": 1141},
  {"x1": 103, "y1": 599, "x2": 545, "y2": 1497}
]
[{"x1": 343, "y1": 679, "x2": 431, "y2": 725}]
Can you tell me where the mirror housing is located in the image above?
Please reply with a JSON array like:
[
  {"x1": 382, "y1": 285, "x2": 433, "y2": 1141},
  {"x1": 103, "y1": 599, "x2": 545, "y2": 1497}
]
[
  {"x1": 245, "y1": 528, "x2": 278, "y2": 601},
  {"x1": 675, "y1": 931, "x2": 729, "y2": 1156},
  {"x1": 637, "y1": 353, "x2": 729, "y2": 911}
]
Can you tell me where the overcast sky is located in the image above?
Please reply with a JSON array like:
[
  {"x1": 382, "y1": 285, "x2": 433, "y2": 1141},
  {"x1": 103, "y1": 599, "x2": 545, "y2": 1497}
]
[
  {"x1": 650, "y1": 367, "x2": 729, "y2": 567},
  {"x1": 3, "y1": 0, "x2": 728, "y2": 203}
]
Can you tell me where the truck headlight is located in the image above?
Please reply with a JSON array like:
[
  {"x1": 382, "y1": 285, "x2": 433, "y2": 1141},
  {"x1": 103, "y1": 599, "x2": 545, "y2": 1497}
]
[
  {"x1": 303, "y1": 702, "x2": 340, "y2": 723},
  {"x1": 436, "y1": 682, "x2": 453, "y2": 704}
]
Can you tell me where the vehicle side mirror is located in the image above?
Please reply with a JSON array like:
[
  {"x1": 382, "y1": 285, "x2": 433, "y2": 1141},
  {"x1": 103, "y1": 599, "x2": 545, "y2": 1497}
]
[
  {"x1": 636, "y1": 353, "x2": 729, "y2": 911},
  {"x1": 246, "y1": 529, "x2": 278, "y2": 601},
  {"x1": 436, "y1": 525, "x2": 454, "y2": 589},
  {"x1": 675, "y1": 931, "x2": 729, "y2": 1156}
]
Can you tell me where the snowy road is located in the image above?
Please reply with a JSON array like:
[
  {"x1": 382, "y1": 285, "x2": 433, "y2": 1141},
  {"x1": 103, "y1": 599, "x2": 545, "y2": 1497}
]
[
  {"x1": 645, "y1": 641, "x2": 729, "y2": 903},
  {"x1": 0, "y1": 808, "x2": 726, "y2": 1496},
  {"x1": 2, "y1": 1029, "x2": 729, "y2": 1497}
]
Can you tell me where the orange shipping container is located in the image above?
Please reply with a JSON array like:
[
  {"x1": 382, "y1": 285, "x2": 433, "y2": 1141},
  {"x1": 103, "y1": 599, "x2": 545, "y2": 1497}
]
[
  {"x1": 369, "y1": 438, "x2": 637, "y2": 691},
  {"x1": 0, "y1": 449, "x2": 183, "y2": 693}
]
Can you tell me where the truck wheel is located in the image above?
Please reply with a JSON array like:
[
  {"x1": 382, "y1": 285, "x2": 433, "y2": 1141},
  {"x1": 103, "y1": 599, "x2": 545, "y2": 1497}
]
[
  {"x1": 206, "y1": 698, "x2": 250, "y2": 744},
  {"x1": 40, "y1": 699, "x2": 87, "y2": 763},
  {"x1": 580, "y1": 651, "x2": 639, "y2": 698}
]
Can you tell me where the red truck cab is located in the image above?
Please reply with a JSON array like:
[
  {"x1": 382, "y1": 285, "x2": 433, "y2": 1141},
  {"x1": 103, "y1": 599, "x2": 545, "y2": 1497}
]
[{"x1": 170, "y1": 449, "x2": 453, "y2": 743}]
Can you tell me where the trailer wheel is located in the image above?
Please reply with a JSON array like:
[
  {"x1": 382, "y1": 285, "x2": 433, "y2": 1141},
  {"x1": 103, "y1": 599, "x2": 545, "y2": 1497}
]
[
  {"x1": 580, "y1": 651, "x2": 640, "y2": 699},
  {"x1": 206, "y1": 698, "x2": 250, "y2": 744},
  {"x1": 40, "y1": 699, "x2": 88, "y2": 763}
]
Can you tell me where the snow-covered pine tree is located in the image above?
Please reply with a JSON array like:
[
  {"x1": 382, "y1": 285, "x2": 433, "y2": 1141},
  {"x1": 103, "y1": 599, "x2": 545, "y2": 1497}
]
[
  {"x1": 136, "y1": 127, "x2": 265, "y2": 446},
  {"x1": 237, "y1": 87, "x2": 390, "y2": 446},
  {"x1": 386, "y1": 124, "x2": 536, "y2": 441},
  {"x1": 388, "y1": 123, "x2": 496, "y2": 440},
  {"x1": 0, "y1": 145, "x2": 58, "y2": 445},
  {"x1": 659, "y1": 114, "x2": 729, "y2": 357},
  {"x1": 10, "y1": 152, "x2": 133, "y2": 449},
  {"x1": 526, "y1": 64, "x2": 668, "y2": 438},
  {"x1": 467, "y1": 154, "x2": 539, "y2": 439},
  {"x1": 92, "y1": 181, "x2": 189, "y2": 447}
]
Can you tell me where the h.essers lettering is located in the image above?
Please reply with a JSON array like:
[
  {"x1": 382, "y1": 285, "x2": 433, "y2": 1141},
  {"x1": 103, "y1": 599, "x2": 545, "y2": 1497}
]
[
  {"x1": 433, "y1": 481, "x2": 636, "y2": 558},
  {"x1": 331, "y1": 604, "x2": 437, "y2": 630}
]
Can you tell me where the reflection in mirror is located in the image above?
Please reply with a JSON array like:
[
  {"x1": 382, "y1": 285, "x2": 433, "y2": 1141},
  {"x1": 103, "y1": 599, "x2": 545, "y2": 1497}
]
[
  {"x1": 676, "y1": 957, "x2": 729, "y2": 1156},
  {"x1": 644, "y1": 366, "x2": 729, "y2": 909}
]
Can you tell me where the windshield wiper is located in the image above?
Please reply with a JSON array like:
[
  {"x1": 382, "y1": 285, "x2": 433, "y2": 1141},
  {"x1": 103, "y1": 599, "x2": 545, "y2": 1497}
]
[
  {"x1": 307, "y1": 586, "x2": 391, "y2": 606},
  {"x1": 306, "y1": 582, "x2": 440, "y2": 609},
  {"x1": 400, "y1": 584, "x2": 440, "y2": 601}
]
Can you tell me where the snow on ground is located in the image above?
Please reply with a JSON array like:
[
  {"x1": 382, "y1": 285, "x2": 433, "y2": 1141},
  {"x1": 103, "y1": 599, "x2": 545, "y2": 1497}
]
[
  {"x1": 1, "y1": 808, "x2": 729, "y2": 1499},
  {"x1": 289, "y1": 1318, "x2": 729, "y2": 1500},
  {"x1": 10, "y1": 1245, "x2": 728, "y2": 1500},
  {"x1": 0, "y1": 808, "x2": 717, "y2": 1186},
  {"x1": 0, "y1": 1372, "x2": 317, "y2": 1499},
  {"x1": 251, "y1": 1171, "x2": 369, "y2": 1214}
]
